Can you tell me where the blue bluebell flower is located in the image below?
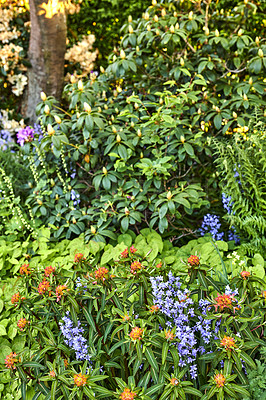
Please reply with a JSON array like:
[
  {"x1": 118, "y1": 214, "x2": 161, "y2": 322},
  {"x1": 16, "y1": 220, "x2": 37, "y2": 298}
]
[
  {"x1": 59, "y1": 312, "x2": 90, "y2": 361},
  {"x1": 199, "y1": 214, "x2": 224, "y2": 241}
]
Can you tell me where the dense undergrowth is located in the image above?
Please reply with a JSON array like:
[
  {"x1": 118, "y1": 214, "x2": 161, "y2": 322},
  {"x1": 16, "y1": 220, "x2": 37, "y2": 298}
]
[{"x1": 0, "y1": 0, "x2": 266, "y2": 399}]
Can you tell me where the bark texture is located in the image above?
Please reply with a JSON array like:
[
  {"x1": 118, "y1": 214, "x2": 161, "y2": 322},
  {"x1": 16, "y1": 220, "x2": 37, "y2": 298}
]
[{"x1": 24, "y1": 0, "x2": 67, "y2": 123}]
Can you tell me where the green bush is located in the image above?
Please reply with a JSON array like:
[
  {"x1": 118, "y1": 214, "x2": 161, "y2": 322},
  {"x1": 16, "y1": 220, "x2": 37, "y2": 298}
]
[
  {"x1": 1, "y1": 0, "x2": 265, "y2": 246},
  {"x1": 19, "y1": 0, "x2": 264, "y2": 243},
  {"x1": 1, "y1": 232, "x2": 266, "y2": 399}
]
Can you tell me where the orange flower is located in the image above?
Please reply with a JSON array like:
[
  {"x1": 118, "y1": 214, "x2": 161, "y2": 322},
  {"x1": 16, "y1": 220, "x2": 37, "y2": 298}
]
[
  {"x1": 213, "y1": 293, "x2": 238, "y2": 312},
  {"x1": 122, "y1": 313, "x2": 130, "y2": 322},
  {"x1": 73, "y1": 373, "x2": 87, "y2": 387},
  {"x1": 121, "y1": 248, "x2": 129, "y2": 258},
  {"x1": 130, "y1": 245, "x2": 137, "y2": 254},
  {"x1": 187, "y1": 255, "x2": 200, "y2": 267},
  {"x1": 38, "y1": 279, "x2": 50, "y2": 295},
  {"x1": 20, "y1": 264, "x2": 31, "y2": 275},
  {"x1": 11, "y1": 292, "x2": 21, "y2": 305},
  {"x1": 120, "y1": 388, "x2": 137, "y2": 400},
  {"x1": 49, "y1": 370, "x2": 56, "y2": 377},
  {"x1": 129, "y1": 327, "x2": 144, "y2": 341},
  {"x1": 170, "y1": 377, "x2": 179, "y2": 386},
  {"x1": 220, "y1": 335, "x2": 236, "y2": 350},
  {"x1": 155, "y1": 262, "x2": 162, "y2": 269},
  {"x1": 150, "y1": 305, "x2": 160, "y2": 313},
  {"x1": 44, "y1": 265, "x2": 55, "y2": 277},
  {"x1": 214, "y1": 373, "x2": 226, "y2": 387},
  {"x1": 130, "y1": 261, "x2": 142, "y2": 274},
  {"x1": 17, "y1": 318, "x2": 28, "y2": 331},
  {"x1": 5, "y1": 352, "x2": 20, "y2": 369},
  {"x1": 56, "y1": 285, "x2": 69, "y2": 302},
  {"x1": 74, "y1": 253, "x2": 85, "y2": 263},
  {"x1": 64, "y1": 359, "x2": 68, "y2": 368},
  {"x1": 240, "y1": 271, "x2": 251, "y2": 280},
  {"x1": 94, "y1": 267, "x2": 109, "y2": 281},
  {"x1": 262, "y1": 290, "x2": 266, "y2": 299},
  {"x1": 165, "y1": 329, "x2": 175, "y2": 341}
]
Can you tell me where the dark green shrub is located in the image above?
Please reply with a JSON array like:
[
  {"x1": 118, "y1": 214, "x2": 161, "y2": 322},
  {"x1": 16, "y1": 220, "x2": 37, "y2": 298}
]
[{"x1": 27, "y1": 0, "x2": 265, "y2": 242}]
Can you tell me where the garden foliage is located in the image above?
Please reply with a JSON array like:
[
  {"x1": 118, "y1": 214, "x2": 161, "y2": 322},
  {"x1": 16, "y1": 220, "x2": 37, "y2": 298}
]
[
  {"x1": 2, "y1": 0, "x2": 265, "y2": 245},
  {"x1": 1, "y1": 231, "x2": 266, "y2": 399},
  {"x1": 212, "y1": 110, "x2": 266, "y2": 254},
  {"x1": 1, "y1": 236, "x2": 266, "y2": 399},
  {"x1": 0, "y1": 1, "x2": 266, "y2": 399}
]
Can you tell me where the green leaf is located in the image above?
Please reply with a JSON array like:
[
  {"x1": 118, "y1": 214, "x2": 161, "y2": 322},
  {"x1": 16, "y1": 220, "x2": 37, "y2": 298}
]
[
  {"x1": 183, "y1": 387, "x2": 202, "y2": 397},
  {"x1": 121, "y1": 217, "x2": 129, "y2": 232},
  {"x1": 159, "y1": 388, "x2": 173, "y2": 400},
  {"x1": 145, "y1": 383, "x2": 164, "y2": 396},
  {"x1": 224, "y1": 359, "x2": 233, "y2": 375},
  {"x1": 214, "y1": 114, "x2": 222, "y2": 129},
  {"x1": 83, "y1": 386, "x2": 96, "y2": 399},
  {"x1": 51, "y1": 381, "x2": 57, "y2": 400},
  {"x1": 224, "y1": 386, "x2": 237, "y2": 398},
  {"x1": 162, "y1": 342, "x2": 169, "y2": 365},
  {"x1": 52, "y1": 135, "x2": 61, "y2": 149},
  {"x1": 230, "y1": 384, "x2": 250, "y2": 397},
  {"x1": 240, "y1": 351, "x2": 257, "y2": 369},
  {"x1": 68, "y1": 295, "x2": 79, "y2": 312},
  {"x1": 83, "y1": 308, "x2": 97, "y2": 332},
  {"x1": 158, "y1": 203, "x2": 168, "y2": 220},
  {"x1": 85, "y1": 114, "x2": 94, "y2": 131},
  {"x1": 0, "y1": 324, "x2": 7, "y2": 336},
  {"x1": 168, "y1": 200, "x2": 175, "y2": 214},
  {"x1": 22, "y1": 362, "x2": 46, "y2": 370},
  {"x1": 184, "y1": 142, "x2": 194, "y2": 156},
  {"x1": 21, "y1": 381, "x2": 26, "y2": 400},
  {"x1": 145, "y1": 347, "x2": 159, "y2": 371},
  {"x1": 32, "y1": 393, "x2": 42, "y2": 400},
  {"x1": 170, "y1": 347, "x2": 179, "y2": 368},
  {"x1": 207, "y1": 386, "x2": 217, "y2": 400}
]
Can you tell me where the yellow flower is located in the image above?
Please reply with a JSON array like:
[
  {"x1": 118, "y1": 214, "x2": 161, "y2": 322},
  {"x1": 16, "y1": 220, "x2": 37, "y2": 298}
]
[
  {"x1": 120, "y1": 49, "x2": 126, "y2": 59},
  {"x1": 74, "y1": 373, "x2": 87, "y2": 387},
  {"x1": 214, "y1": 373, "x2": 226, "y2": 387},
  {"x1": 129, "y1": 327, "x2": 144, "y2": 341},
  {"x1": 220, "y1": 335, "x2": 236, "y2": 350},
  {"x1": 40, "y1": 91, "x2": 47, "y2": 101},
  {"x1": 120, "y1": 388, "x2": 137, "y2": 400}
]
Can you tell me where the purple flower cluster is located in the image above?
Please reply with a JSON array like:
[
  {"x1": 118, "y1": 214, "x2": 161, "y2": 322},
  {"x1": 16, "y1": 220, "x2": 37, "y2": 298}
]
[
  {"x1": 200, "y1": 193, "x2": 240, "y2": 243},
  {"x1": 33, "y1": 123, "x2": 44, "y2": 142},
  {"x1": 0, "y1": 129, "x2": 13, "y2": 150},
  {"x1": 228, "y1": 227, "x2": 240, "y2": 244},
  {"x1": 196, "y1": 299, "x2": 214, "y2": 345},
  {"x1": 222, "y1": 193, "x2": 233, "y2": 214},
  {"x1": 222, "y1": 193, "x2": 240, "y2": 244},
  {"x1": 59, "y1": 313, "x2": 90, "y2": 361},
  {"x1": 71, "y1": 189, "x2": 80, "y2": 208},
  {"x1": 199, "y1": 214, "x2": 224, "y2": 241},
  {"x1": 225, "y1": 285, "x2": 238, "y2": 297},
  {"x1": 17, "y1": 126, "x2": 35, "y2": 146},
  {"x1": 150, "y1": 273, "x2": 213, "y2": 379}
]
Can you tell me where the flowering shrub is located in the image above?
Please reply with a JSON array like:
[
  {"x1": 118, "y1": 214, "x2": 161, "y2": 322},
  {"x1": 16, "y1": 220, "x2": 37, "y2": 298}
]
[
  {"x1": 14, "y1": 0, "x2": 263, "y2": 244},
  {"x1": 2, "y1": 244, "x2": 266, "y2": 399}
]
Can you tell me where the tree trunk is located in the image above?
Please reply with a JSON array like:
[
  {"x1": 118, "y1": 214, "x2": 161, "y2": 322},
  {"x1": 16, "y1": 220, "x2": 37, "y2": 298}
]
[{"x1": 24, "y1": 0, "x2": 67, "y2": 123}]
